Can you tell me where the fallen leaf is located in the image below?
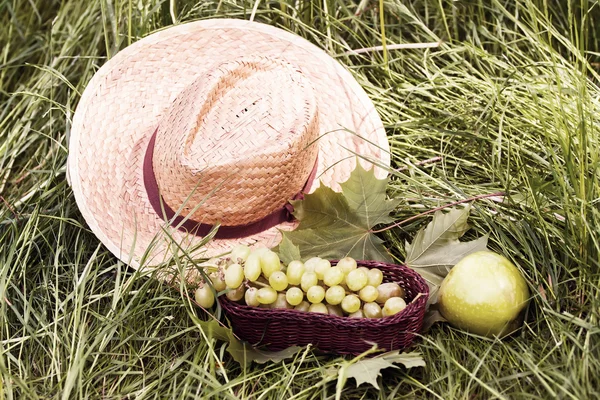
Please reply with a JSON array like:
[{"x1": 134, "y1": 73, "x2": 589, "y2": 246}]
[
  {"x1": 278, "y1": 163, "x2": 400, "y2": 262},
  {"x1": 406, "y1": 235, "x2": 489, "y2": 274},
  {"x1": 246, "y1": 346, "x2": 303, "y2": 365},
  {"x1": 276, "y1": 234, "x2": 301, "y2": 265},
  {"x1": 346, "y1": 351, "x2": 426, "y2": 389},
  {"x1": 421, "y1": 307, "x2": 447, "y2": 332},
  {"x1": 197, "y1": 319, "x2": 232, "y2": 343},
  {"x1": 338, "y1": 162, "x2": 398, "y2": 227},
  {"x1": 197, "y1": 319, "x2": 303, "y2": 367},
  {"x1": 405, "y1": 206, "x2": 488, "y2": 304},
  {"x1": 280, "y1": 224, "x2": 392, "y2": 263}
]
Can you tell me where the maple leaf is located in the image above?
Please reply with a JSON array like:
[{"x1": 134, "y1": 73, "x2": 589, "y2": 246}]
[
  {"x1": 344, "y1": 351, "x2": 425, "y2": 390},
  {"x1": 277, "y1": 234, "x2": 301, "y2": 265},
  {"x1": 278, "y1": 163, "x2": 400, "y2": 262},
  {"x1": 197, "y1": 319, "x2": 302, "y2": 367},
  {"x1": 420, "y1": 306, "x2": 447, "y2": 332},
  {"x1": 405, "y1": 205, "x2": 488, "y2": 305},
  {"x1": 227, "y1": 340, "x2": 303, "y2": 366}
]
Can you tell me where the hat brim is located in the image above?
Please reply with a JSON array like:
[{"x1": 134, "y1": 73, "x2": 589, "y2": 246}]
[{"x1": 68, "y1": 19, "x2": 390, "y2": 268}]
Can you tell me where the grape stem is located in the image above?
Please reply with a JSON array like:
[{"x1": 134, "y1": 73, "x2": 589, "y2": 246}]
[
  {"x1": 246, "y1": 280, "x2": 269, "y2": 288},
  {"x1": 371, "y1": 191, "x2": 505, "y2": 234}
]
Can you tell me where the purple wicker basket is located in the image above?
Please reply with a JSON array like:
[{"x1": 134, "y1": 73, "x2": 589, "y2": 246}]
[{"x1": 219, "y1": 260, "x2": 429, "y2": 355}]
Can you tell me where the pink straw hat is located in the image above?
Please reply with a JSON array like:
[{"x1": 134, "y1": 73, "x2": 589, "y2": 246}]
[{"x1": 67, "y1": 19, "x2": 390, "y2": 269}]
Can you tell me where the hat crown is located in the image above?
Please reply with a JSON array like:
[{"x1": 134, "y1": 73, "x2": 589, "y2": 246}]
[{"x1": 152, "y1": 56, "x2": 319, "y2": 226}]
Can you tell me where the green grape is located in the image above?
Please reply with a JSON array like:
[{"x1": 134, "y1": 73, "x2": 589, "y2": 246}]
[
  {"x1": 358, "y1": 285, "x2": 379, "y2": 303},
  {"x1": 346, "y1": 268, "x2": 368, "y2": 292},
  {"x1": 286, "y1": 260, "x2": 305, "y2": 285},
  {"x1": 314, "y1": 259, "x2": 331, "y2": 280},
  {"x1": 269, "y1": 271, "x2": 288, "y2": 291},
  {"x1": 308, "y1": 303, "x2": 328, "y2": 314},
  {"x1": 357, "y1": 266, "x2": 370, "y2": 275},
  {"x1": 226, "y1": 285, "x2": 245, "y2": 301},
  {"x1": 306, "y1": 285, "x2": 326, "y2": 304},
  {"x1": 325, "y1": 285, "x2": 346, "y2": 305},
  {"x1": 252, "y1": 247, "x2": 270, "y2": 257},
  {"x1": 323, "y1": 266, "x2": 345, "y2": 287},
  {"x1": 376, "y1": 283, "x2": 405, "y2": 303},
  {"x1": 224, "y1": 263, "x2": 244, "y2": 288},
  {"x1": 194, "y1": 285, "x2": 215, "y2": 308},
  {"x1": 348, "y1": 309, "x2": 364, "y2": 319},
  {"x1": 208, "y1": 271, "x2": 226, "y2": 292},
  {"x1": 294, "y1": 301, "x2": 310, "y2": 312},
  {"x1": 341, "y1": 294, "x2": 361, "y2": 314},
  {"x1": 260, "y1": 250, "x2": 281, "y2": 278},
  {"x1": 300, "y1": 271, "x2": 318, "y2": 292},
  {"x1": 363, "y1": 302, "x2": 382, "y2": 318},
  {"x1": 304, "y1": 257, "x2": 322, "y2": 272},
  {"x1": 382, "y1": 297, "x2": 407, "y2": 317},
  {"x1": 326, "y1": 304, "x2": 343, "y2": 317},
  {"x1": 231, "y1": 244, "x2": 251, "y2": 263},
  {"x1": 337, "y1": 257, "x2": 357, "y2": 274},
  {"x1": 285, "y1": 287, "x2": 304, "y2": 306},
  {"x1": 244, "y1": 287, "x2": 260, "y2": 307},
  {"x1": 257, "y1": 287, "x2": 278, "y2": 304},
  {"x1": 272, "y1": 293, "x2": 292, "y2": 309},
  {"x1": 244, "y1": 253, "x2": 262, "y2": 282},
  {"x1": 367, "y1": 268, "x2": 384, "y2": 287}
]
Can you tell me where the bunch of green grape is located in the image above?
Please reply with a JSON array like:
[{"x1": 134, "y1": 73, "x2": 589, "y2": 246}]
[{"x1": 194, "y1": 245, "x2": 408, "y2": 318}]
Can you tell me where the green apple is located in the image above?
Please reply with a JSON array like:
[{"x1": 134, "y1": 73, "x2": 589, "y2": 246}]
[{"x1": 438, "y1": 250, "x2": 529, "y2": 337}]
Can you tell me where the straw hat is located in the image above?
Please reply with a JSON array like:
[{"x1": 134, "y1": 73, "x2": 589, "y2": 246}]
[{"x1": 67, "y1": 19, "x2": 390, "y2": 269}]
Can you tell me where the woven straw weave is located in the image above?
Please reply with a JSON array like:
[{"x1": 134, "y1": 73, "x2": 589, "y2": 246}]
[
  {"x1": 68, "y1": 19, "x2": 390, "y2": 268},
  {"x1": 153, "y1": 57, "x2": 319, "y2": 226}
]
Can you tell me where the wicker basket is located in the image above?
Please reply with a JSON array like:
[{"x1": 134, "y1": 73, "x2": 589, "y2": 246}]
[{"x1": 219, "y1": 260, "x2": 429, "y2": 355}]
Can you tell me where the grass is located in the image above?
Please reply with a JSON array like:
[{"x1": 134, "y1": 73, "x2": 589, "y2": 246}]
[{"x1": 1, "y1": 0, "x2": 599, "y2": 398}]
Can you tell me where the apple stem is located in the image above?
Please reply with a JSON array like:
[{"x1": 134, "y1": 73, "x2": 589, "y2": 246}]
[{"x1": 372, "y1": 191, "x2": 505, "y2": 234}]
